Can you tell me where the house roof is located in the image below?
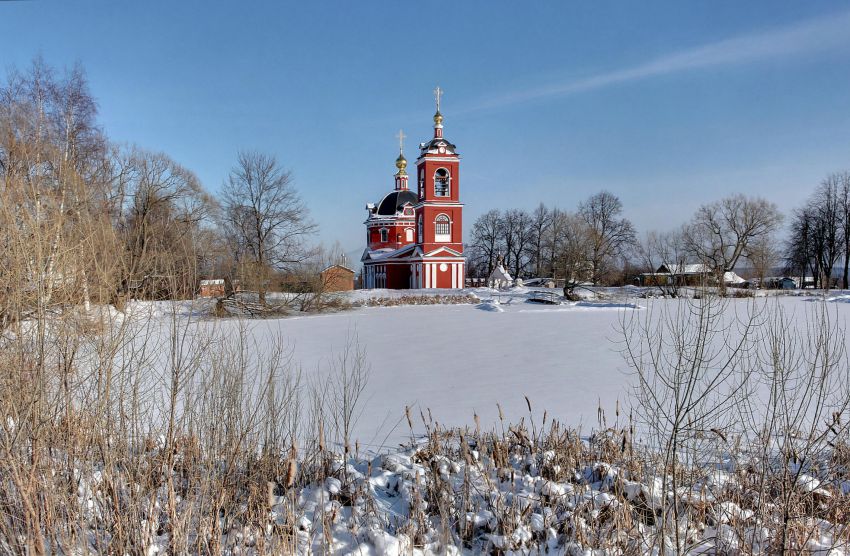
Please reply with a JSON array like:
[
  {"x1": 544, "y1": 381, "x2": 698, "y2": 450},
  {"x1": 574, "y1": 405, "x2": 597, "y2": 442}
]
[
  {"x1": 656, "y1": 263, "x2": 711, "y2": 275},
  {"x1": 321, "y1": 264, "x2": 355, "y2": 274},
  {"x1": 361, "y1": 244, "x2": 419, "y2": 262},
  {"x1": 723, "y1": 271, "x2": 747, "y2": 284},
  {"x1": 489, "y1": 264, "x2": 513, "y2": 283}
]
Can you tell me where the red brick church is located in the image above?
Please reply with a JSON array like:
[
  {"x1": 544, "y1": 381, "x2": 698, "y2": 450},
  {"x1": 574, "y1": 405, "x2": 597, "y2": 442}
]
[{"x1": 361, "y1": 88, "x2": 465, "y2": 289}]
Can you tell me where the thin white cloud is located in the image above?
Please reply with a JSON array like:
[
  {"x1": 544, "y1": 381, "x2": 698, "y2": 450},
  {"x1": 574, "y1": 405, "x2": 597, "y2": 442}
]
[{"x1": 466, "y1": 10, "x2": 850, "y2": 112}]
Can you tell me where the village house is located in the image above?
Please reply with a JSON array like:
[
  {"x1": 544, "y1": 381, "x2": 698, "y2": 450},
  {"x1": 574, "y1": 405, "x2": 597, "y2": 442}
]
[
  {"x1": 761, "y1": 276, "x2": 797, "y2": 289},
  {"x1": 638, "y1": 263, "x2": 749, "y2": 288},
  {"x1": 199, "y1": 278, "x2": 226, "y2": 298},
  {"x1": 320, "y1": 264, "x2": 355, "y2": 292}
]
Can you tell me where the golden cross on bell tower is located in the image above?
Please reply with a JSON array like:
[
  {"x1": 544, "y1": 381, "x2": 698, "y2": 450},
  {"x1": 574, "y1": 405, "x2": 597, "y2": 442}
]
[
  {"x1": 433, "y1": 86, "x2": 443, "y2": 113},
  {"x1": 396, "y1": 129, "x2": 406, "y2": 154}
]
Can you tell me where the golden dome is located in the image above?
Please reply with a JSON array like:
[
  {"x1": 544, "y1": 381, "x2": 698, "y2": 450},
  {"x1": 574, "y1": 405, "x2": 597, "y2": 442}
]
[
  {"x1": 395, "y1": 153, "x2": 407, "y2": 175},
  {"x1": 433, "y1": 110, "x2": 443, "y2": 125}
]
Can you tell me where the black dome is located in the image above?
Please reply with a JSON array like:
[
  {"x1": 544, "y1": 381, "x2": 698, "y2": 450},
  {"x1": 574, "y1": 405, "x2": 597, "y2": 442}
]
[{"x1": 376, "y1": 190, "x2": 417, "y2": 216}]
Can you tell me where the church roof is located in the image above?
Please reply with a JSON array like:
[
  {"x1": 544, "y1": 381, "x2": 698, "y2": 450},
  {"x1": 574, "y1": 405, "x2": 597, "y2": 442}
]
[
  {"x1": 361, "y1": 244, "x2": 419, "y2": 262},
  {"x1": 376, "y1": 190, "x2": 417, "y2": 216},
  {"x1": 419, "y1": 137, "x2": 458, "y2": 156}
]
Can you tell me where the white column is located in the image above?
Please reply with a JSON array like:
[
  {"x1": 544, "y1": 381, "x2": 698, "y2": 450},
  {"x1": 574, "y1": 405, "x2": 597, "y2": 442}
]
[
  {"x1": 450, "y1": 264, "x2": 456, "y2": 288},
  {"x1": 424, "y1": 264, "x2": 430, "y2": 288},
  {"x1": 432, "y1": 264, "x2": 437, "y2": 289}
]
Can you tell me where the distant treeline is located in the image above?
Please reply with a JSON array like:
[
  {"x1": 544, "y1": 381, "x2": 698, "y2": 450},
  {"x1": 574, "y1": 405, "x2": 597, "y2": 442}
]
[{"x1": 467, "y1": 177, "x2": 850, "y2": 290}]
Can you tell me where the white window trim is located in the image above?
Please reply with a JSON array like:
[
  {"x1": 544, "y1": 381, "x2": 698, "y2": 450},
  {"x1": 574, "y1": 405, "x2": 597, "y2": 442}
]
[{"x1": 434, "y1": 213, "x2": 451, "y2": 243}]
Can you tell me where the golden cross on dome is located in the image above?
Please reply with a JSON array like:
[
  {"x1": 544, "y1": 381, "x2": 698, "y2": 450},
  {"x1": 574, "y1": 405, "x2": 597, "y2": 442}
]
[
  {"x1": 434, "y1": 86, "x2": 443, "y2": 112},
  {"x1": 396, "y1": 129, "x2": 406, "y2": 153}
]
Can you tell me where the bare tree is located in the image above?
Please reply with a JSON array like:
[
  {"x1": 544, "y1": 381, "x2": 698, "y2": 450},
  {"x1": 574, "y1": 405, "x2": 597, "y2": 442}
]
[
  {"x1": 529, "y1": 203, "x2": 552, "y2": 277},
  {"x1": 638, "y1": 229, "x2": 688, "y2": 296},
  {"x1": 222, "y1": 151, "x2": 315, "y2": 304},
  {"x1": 839, "y1": 172, "x2": 850, "y2": 289},
  {"x1": 742, "y1": 303, "x2": 850, "y2": 552},
  {"x1": 811, "y1": 177, "x2": 842, "y2": 289},
  {"x1": 118, "y1": 148, "x2": 214, "y2": 299},
  {"x1": 501, "y1": 208, "x2": 533, "y2": 279},
  {"x1": 785, "y1": 206, "x2": 818, "y2": 288},
  {"x1": 785, "y1": 176, "x2": 848, "y2": 290},
  {"x1": 468, "y1": 209, "x2": 503, "y2": 278},
  {"x1": 746, "y1": 235, "x2": 780, "y2": 287},
  {"x1": 0, "y1": 58, "x2": 121, "y2": 315},
  {"x1": 683, "y1": 194, "x2": 782, "y2": 281},
  {"x1": 577, "y1": 191, "x2": 636, "y2": 284},
  {"x1": 622, "y1": 297, "x2": 759, "y2": 553},
  {"x1": 543, "y1": 207, "x2": 567, "y2": 280},
  {"x1": 552, "y1": 210, "x2": 594, "y2": 297}
]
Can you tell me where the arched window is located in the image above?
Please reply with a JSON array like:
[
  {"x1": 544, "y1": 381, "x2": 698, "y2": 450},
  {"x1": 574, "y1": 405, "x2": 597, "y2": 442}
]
[
  {"x1": 418, "y1": 169, "x2": 425, "y2": 199},
  {"x1": 417, "y1": 215, "x2": 423, "y2": 243},
  {"x1": 405, "y1": 228, "x2": 414, "y2": 242},
  {"x1": 434, "y1": 168, "x2": 450, "y2": 197},
  {"x1": 435, "y1": 214, "x2": 451, "y2": 242},
  {"x1": 380, "y1": 228, "x2": 388, "y2": 242}
]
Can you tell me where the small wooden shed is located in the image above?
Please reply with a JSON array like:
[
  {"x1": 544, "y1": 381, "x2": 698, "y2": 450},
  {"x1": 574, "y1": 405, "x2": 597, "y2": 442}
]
[
  {"x1": 199, "y1": 279, "x2": 226, "y2": 298},
  {"x1": 320, "y1": 265, "x2": 355, "y2": 292}
]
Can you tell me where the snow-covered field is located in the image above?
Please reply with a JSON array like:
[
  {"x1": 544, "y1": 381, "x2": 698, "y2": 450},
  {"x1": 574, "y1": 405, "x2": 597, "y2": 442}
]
[
  {"x1": 250, "y1": 291, "x2": 641, "y2": 451},
  {"x1": 113, "y1": 288, "x2": 850, "y2": 554},
  {"x1": 15, "y1": 288, "x2": 850, "y2": 554},
  {"x1": 134, "y1": 287, "x2": 850, "y2": 451}
]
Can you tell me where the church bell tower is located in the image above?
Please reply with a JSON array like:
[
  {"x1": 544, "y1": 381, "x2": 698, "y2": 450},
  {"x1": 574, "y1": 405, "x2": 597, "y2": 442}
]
[{"x1": 411, "y1": 87, "x2": 465, "y2": 288}]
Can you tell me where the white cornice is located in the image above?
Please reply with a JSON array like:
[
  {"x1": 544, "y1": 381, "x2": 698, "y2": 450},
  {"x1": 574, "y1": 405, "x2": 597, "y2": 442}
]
[
  {"x1": 415, "y1": 156, "x2": 460, "y2": 164},
  {"x1": 413, "y1": 202, "x2": 464, "y2": 209}
]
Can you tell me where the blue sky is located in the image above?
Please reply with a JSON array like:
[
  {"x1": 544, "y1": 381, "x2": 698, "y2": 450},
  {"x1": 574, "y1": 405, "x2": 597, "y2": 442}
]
[{"x1": 3, "y1": 2, "x2": 850, "y2": 259}]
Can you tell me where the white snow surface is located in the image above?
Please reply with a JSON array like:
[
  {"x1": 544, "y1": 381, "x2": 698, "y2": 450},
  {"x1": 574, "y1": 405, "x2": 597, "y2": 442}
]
[
  {"x1": 127, "y1": 287, "x2": 850, "y2": 451},
  {"x1": 40, "y1": 287, "x2": 850, "y2": 555},
  {"x1": 181, "y1": 288, "x2": 646, "y2": 450}
]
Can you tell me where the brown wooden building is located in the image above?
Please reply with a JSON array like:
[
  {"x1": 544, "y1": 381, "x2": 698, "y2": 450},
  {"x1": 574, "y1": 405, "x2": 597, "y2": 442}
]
[
  {"x1": 320, "y1": 265, "x2": 355, "y2": 292},
  {"x1": 199, "y1": 279, "x2": 226, "y2": 298}
]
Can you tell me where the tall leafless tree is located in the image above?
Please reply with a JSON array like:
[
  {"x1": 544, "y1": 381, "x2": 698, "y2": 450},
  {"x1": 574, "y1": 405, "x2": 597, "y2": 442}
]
[
  {"x1": 528, "y1": 203, "x2": 552, "y2": 277},
  {"x1": 810, "y1": 178, "x2": 842, "y2": 289},
  {"x1": 117, "y1": 148, "x2": 214, "y2": 299},
  {"x1": 746, "y1": 235, "x2": 780, "y2": 287},
  {"x1": 469, "y1": 209, "x2": 503, "y2": 278},
  {"x1": 785, "y1": 175, "x2": 849, "y2": 290},
  {"x1": 683, "y1": 194, "x2": 782, "y2": 282},
  {"x1": 835, "y1": 172, "x2": 850, "y2": 288},
  {"x1": 577, "y1": 191, "x2": 636, "y2": 284},
  {"x1": 551, "y1": 210, "x2": 594, "y2": 293},
  {"x1": 501, "y1": 208, "x2": 534, "y2": 279},
  {"x1": 222, "y1": 151, "x2": 315, "y2": 304},
  {"x1": 785, "y1": 206, "x2": 818, "y2": 287},
  {"x1": 0, "y1": 58, "x2": 121, "y2": 314}
]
